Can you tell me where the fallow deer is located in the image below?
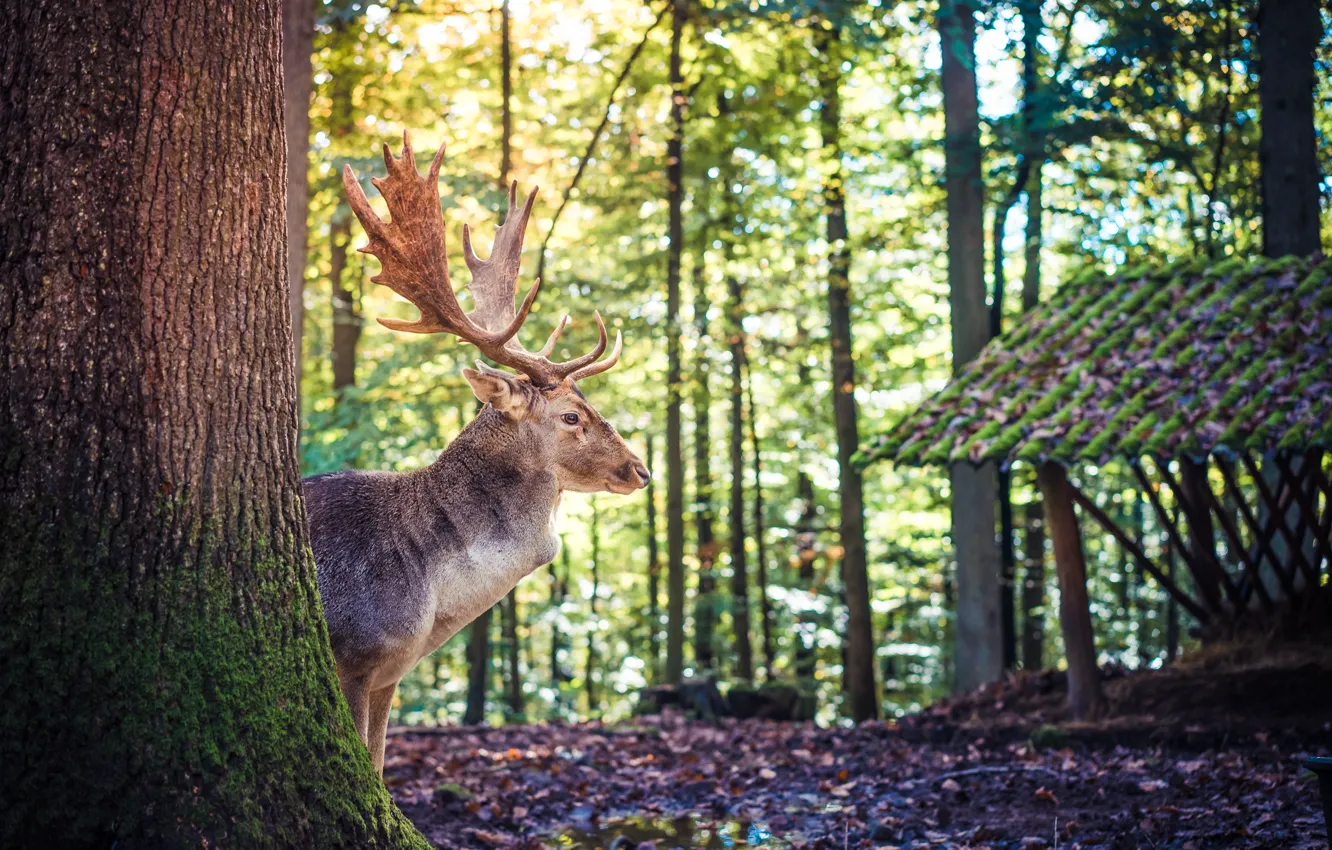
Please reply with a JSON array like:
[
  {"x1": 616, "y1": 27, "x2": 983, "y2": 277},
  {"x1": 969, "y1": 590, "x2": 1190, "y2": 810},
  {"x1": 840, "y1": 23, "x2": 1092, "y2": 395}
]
[{"x1": 303, "y1": 133, "x2": 650, "y2": 775}]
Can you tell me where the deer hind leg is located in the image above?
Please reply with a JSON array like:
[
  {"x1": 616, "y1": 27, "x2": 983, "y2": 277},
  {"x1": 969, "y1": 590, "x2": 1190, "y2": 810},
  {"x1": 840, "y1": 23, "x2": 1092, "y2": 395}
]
[
  {"x1": 337, "y1": 667, "x2": 372, "y2": 747},
  {"x1": 367, "y1": 682, "x2": 398, "y2": 777}
]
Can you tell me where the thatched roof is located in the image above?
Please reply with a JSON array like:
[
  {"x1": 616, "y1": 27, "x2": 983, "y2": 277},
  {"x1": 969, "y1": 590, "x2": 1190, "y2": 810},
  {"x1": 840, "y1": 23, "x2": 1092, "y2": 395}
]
[{"x1": 856, "y1": 255, "x2": 1332, "y2": 470}]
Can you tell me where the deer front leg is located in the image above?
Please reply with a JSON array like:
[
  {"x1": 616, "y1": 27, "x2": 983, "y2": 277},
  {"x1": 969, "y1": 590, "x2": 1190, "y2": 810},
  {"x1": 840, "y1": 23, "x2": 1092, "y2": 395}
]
[
  {"x1": 367, "y1": 682, "x2": 398, "y2": 777},
  {"x1": 337, "y1": 667, "x2": 372, "y2": 747}
]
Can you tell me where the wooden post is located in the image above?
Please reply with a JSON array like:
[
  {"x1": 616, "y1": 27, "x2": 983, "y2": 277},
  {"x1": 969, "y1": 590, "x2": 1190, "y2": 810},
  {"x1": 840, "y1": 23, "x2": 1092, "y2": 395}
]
[{"x1": 1035, "y1": 462, "x2": 1106, "y2": 720}]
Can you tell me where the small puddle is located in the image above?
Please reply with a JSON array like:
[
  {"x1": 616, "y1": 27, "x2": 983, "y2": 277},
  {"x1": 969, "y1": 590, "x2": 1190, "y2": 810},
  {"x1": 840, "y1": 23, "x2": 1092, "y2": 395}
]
[{"x1": 551, "y1": 816, "x2": 787, "y2": 850}]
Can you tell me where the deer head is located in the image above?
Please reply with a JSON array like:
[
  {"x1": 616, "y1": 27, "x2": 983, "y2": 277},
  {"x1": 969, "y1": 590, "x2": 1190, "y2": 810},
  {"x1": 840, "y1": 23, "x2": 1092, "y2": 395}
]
[{"x1": 342, "y1": 132, "x2": 650, "y2": 495}]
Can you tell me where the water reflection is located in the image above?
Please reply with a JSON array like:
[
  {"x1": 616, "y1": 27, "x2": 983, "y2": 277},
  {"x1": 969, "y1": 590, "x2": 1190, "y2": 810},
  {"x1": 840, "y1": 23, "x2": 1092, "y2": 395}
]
[{"x1": 553, "y1": 816, "x2": 785, "y2": 849}]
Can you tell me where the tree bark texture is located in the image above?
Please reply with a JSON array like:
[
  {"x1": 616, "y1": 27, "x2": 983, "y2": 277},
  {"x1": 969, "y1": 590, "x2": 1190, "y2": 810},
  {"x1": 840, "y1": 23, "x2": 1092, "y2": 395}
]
[
  {"x1": 940, "y1": 0, "x2": 1004, "y2": 694},
  {"x1": 1035, "y1": 464, "x2": 1106, "y2": 720},
  {"x1": 283, "y1": 0, "x2": 314, "y2": 396},
  {"x1": 664, "y1": 0, "x2": 687, "y2": 685},
  {"x1": 817, "y1": 24, "x2": 877, "y2": 723},
  {"x1": 0, "y1": 3, "x2": 425, "y2": 846},
  {"x1": 1257, "y1": 0, "x2": 1323, "y2": 259}
]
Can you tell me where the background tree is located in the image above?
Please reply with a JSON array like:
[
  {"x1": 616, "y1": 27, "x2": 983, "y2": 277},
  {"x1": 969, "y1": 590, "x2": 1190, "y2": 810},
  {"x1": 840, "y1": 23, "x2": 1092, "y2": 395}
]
[{"x1": 939, "y1": 0, "x2": 1003, "y2": 693}]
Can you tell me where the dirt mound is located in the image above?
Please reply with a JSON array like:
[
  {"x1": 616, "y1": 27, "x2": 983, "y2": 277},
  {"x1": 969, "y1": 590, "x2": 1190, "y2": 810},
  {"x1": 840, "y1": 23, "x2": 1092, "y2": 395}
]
[{"x1": 901, "y1": 642, "x2": 1332, "y2": 749}]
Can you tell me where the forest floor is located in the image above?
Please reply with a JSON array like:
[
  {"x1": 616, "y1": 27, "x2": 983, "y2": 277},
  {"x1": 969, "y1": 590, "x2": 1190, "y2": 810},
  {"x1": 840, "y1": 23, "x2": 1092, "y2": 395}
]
[{"x1": 386, "y1": 645, "x2": 1332, "y2": 850}]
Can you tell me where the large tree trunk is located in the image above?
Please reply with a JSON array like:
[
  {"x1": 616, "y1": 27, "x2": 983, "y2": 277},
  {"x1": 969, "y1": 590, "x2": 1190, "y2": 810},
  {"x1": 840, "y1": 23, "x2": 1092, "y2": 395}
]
[
  {"x1": 0, "y1": 3, "x2": 425, "y2": 846},
  {"x1": 664, "y1": 0, "x2": 687, "y2": 685},
  {"x1": 693, "y1": 259, "x2": 717, "y2": 675},
  {"x1": 1035, "y1": 465, "x2": 1105, "y2": 720},
  {"x1": 939, "y1": 0, "x2": 1003, "y2": 694},
  {"x1": 816, "y1": 23, "x2": 877, "y2": 723},
  {"x1": 284, "y1": 0, "x2": 314, "y2": 400},
  {"x1": 1257, "y1": 0, "x2": 1323, "y2": 259}
]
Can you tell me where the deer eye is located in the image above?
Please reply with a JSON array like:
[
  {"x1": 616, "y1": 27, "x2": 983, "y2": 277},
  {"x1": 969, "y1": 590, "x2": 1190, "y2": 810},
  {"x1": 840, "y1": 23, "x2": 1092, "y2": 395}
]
[{"x1": 561, "y1": 412, "x2": 580, "y2": 427}]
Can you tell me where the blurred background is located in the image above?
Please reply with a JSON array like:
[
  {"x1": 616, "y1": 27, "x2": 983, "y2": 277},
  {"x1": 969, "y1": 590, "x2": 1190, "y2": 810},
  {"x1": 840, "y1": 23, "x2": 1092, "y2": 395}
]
[{"x1": 286, "y1": 0, "x2": 1332, "y2": 726}]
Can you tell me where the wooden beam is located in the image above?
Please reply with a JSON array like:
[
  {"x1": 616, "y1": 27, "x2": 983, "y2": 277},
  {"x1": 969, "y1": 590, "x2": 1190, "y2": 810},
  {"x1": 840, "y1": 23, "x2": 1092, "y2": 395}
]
[
  {"x1": 1035, "y1": 462, "x2": 1106, "y2": 721},
  {"x1": 1217, "y1": 460, "x2": 1301, "y2": 601},
  {"x1": 1130, "y1": 462, "x2": 1222, "y2": 616},
  {"x1": 1196, "y1": 472, "x2": 1275, "y2": 613},
  {"x1": 1156, "y1": 457, "x2": 1244, "y2": 609},
  {"x1": 1069, "y1": 486, "x2": 1212, "y2": 623},
  {"x1": 1241, "y1": 454, "x2": 1320, "y2": 587},
  {"x1": 1274, "y1": 453, "x2": 1332, "y2": 585}
]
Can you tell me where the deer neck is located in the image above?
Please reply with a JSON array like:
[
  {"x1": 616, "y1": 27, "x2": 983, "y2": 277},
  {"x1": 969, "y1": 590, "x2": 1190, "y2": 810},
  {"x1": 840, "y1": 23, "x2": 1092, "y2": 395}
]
[{"x1": 415, "y1": 406, "x2": 561, "y2": 632}]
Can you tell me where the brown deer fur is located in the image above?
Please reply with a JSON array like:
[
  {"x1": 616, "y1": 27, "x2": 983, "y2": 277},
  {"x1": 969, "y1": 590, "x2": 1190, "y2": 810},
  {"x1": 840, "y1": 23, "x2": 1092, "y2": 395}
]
[{"x1": 304, "y1": 134, "x2": 648, "y2": 774}]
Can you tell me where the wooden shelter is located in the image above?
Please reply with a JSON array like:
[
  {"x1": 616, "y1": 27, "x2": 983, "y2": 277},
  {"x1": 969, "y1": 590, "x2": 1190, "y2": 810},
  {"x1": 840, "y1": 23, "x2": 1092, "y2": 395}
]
[{"x1": 857, "y1": 255, "x2": 1332, "y2": 719}]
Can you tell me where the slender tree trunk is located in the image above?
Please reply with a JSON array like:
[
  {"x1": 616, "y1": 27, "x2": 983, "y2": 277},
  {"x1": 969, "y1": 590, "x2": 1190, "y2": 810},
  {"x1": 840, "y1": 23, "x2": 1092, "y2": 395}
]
[
  {"x1": 693, "y1": 261, "x2": 717, "y2": 676},
  {"x1": 496, "y1": 0, "x2": 525, "y2": 722},
  {"x1": 550, "y1": 539, "x2": 569, "y2": 712},
  {"x1": 816, "y1": 23, "x2": 877, "y2": 723},
  {"x1": 0, "y1": 3, "x2": 426, "y2": 845},
  {"x1": 723, "y1": 176, "x2": 754, "y2": 681},
  {"x1": 746, "y1": 361, "x2": 774, "y2": 679},
  {"x1": 940, "y1": 0, "x2": 1003, "y2": 694},
  {"x1": 728, "y1": 289, "x2": 753, "y2": 682},
  {"x1": 1035, "y1": 465, "x2": 1105, "y2": 720},
  {"x1": 1020, "y1": 499, "x2": 1046, "y2": 670},
  {"x1": 329, "y1": 215, "x2": 360, "y2": 390},
  {"x1": 664, "y1": 0, "x2": 687, "y2": 685},
  {"x1": 586, "y1": 501, "x2": 601, "y2": 715},
  {"x1": 794, "y1": 471, "x2": 819, "y2": 688},
  {"x1": 1164, "y1": 536, "x2": 1180, "y2": 663},
  {"x1": 990, "y1": 165, "x2": 1027, "y2": 672},
  {"x1": 284, "y1": 0, "x2": 314, "y2": 402},
  {"x1": 464, "y1": 608, "x2": 493, "y2": 724},
  {"x1": 1257, "y1": 0, "x2": 1323, "y2": 259},
  {"x1": 646, "y1": 436, "x2": 661, "y2": 681},
  {"x1": 1018, "y1": 5, "x2": 1045, "y2": 671}
]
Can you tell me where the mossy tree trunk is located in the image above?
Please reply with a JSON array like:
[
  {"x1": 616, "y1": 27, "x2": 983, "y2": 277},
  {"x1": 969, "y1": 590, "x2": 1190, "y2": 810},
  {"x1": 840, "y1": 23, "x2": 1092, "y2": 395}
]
[{"x1": 0, "y1": 2, "x2": 426, "y2": 847}]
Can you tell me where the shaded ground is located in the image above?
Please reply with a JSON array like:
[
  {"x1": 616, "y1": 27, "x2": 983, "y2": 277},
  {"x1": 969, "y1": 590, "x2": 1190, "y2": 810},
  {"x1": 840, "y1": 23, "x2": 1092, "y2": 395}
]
[{"x1": 386, "y1": 648, "x2": 1332, "y2": 849}]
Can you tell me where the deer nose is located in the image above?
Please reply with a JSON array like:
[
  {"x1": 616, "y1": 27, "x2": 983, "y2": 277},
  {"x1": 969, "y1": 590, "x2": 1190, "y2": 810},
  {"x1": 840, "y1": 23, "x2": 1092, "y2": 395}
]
[{"x1": 634, "y1": 462, "x2": 652, "y2": 485}]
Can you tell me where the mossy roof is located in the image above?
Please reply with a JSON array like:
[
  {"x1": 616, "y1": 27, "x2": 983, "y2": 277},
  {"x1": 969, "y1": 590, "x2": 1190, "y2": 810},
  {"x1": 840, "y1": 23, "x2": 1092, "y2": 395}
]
[{"x1": 856, "y1": 255, "x2": 1332, "y2": 470}]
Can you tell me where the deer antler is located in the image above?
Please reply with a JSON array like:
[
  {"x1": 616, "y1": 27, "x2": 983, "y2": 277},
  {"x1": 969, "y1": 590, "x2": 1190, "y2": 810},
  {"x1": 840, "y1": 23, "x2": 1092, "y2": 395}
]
[{"x1": 342, "y1": 131, "x2": 622, "y2": 385}]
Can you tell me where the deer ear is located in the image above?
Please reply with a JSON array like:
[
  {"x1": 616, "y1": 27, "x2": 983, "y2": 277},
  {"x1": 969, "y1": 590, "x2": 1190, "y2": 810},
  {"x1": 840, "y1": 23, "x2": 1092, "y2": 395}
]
[{"x1": 463, "y1": 363, "x2": 534, "y2": 420}]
